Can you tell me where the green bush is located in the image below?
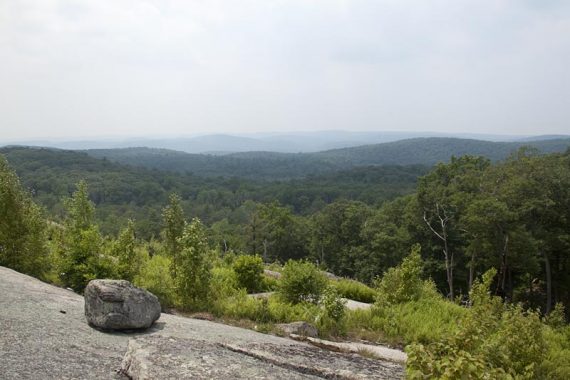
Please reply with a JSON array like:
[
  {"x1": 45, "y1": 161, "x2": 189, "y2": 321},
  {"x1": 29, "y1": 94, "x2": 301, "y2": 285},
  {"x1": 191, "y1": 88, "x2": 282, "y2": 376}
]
[
  {"x1": 540, "y1": 326, "x2": 570, "y2": 379},
  {"x1": 134, "y1": 254, "x2": 176, "y2": 308},
  {"x1": 214, "y1": 292, "x2": 318, "y2": 324},
  {"x1": 374, "y1": 244, "x2": 424, "y2": 307},
  {"x1": 267, "y1": 297, "x2": 319, "y2": 323},
  {"x1": 317, "y1": 286, "x2": 347, "y2": 336},
  {"x1": 261, "y1": 274, "x2": 279, "y2": 292},
  {"x1": 332, "y1": 279, "x2": 376, "y2": 303},
  {"x1": 406, "y1": 269, "x2": 550, "y2": 379},
  {"x1": 346, "y1": 295, "x2": 467, "y2": 346},
  {"x1": 174, "y1": 218, "x2": 212, "y2": 310},
  {"x1": 233, "y1": 254, "x2": 264, "y2": 293},
  {"x1": 279, "y1": 260, "x2": 328, "y2": 304},
  {"x1": 386, "y1": 297, "x2": 466, "y2": 345},
  {"x1": 210, "y1": 266, "x2": 240, "y2": 299},
  {"x1": 545, "y1": 303, "x2": 567, "y2": 329}
]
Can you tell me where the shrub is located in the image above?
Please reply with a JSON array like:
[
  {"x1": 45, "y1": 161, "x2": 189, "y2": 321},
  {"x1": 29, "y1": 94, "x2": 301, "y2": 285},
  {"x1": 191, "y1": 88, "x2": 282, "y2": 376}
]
[
  {"x1": 332, "y1": 279, "x2": 376, "y2": 303},
  {"x1": 134, "y1": 254, "x2": 176, "y2": 308},
  {"x1": 174, "y1": 218, "x2": 212, "y2": 310},
  {"x1": 214, "y1": 292, "x2": 318, "y2": 324},
  {"x1": 346, "y1": 295, "x2": 466, "y2": 346},
  {"x1": 210, "y1": 266, "x2": 240, "y2": 300},
  {"x1": 545, "y1": 303, "x2": 567, "y2": 329},
  {"x1": 261, "y1": 275, "x2": 279, "y2": 292},
  {"x1": 540, "y1": 326, "x2": 570, "y2": 379},
  {"x1": 406, "y1": 269, "x2": 549, "y2": 379},
  {"x1": 267, "y1": 296, "x2": 318, "y2": 323},
  {"x1": 374, "y1": 244, "x2": 424, "y2": 307},
  {"x1": 233, "y1": 254, "x2": 264, "y2": 293},
  {"x1": 317, "y1": 286, "x2": 347, "y2": 336},
  {"x1": 279, "y1": 260, "x2": 327, "y2": 304}
]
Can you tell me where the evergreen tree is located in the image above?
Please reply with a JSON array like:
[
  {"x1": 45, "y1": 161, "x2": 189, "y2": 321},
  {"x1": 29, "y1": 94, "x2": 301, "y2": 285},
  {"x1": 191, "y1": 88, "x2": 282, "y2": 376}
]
[
  {"x1": 111, "y1": 219, "x2": 140, "y2": 282},
  {"x1": 0, "y1": 155, "x2": 48, "y2": 277},
  {"x1": 59, "y1": 181, "x2": 106, "y2": 292}
]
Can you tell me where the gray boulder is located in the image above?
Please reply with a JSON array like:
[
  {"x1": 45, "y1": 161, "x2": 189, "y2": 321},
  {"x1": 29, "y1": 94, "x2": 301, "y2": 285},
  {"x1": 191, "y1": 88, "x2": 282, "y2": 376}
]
[
  {"x1": 276, "y1": 321, "x2": 318, "y2": 338},
  {"x1": 84, "y1": 279, "x2": 161, "y2": 330}
]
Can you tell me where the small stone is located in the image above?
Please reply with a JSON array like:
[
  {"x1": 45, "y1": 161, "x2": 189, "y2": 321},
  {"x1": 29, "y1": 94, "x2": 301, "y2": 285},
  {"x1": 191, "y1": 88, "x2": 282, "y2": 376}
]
[
  {"x1": 84, "y1": 279, "x2": 161, "y2": 330},
  {"x1": 276, "y1": 321, "x2": 318, "y2": 338}
]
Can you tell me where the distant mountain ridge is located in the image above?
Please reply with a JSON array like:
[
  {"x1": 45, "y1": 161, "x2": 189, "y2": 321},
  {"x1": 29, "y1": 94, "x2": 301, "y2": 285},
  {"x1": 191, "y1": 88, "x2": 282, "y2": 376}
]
[
  {"x1": 84, "y1": 137, "x2": 570, "y2": 179},
  {"x1": 5, "y1": 131, "x2": 568, "y2": 154}
]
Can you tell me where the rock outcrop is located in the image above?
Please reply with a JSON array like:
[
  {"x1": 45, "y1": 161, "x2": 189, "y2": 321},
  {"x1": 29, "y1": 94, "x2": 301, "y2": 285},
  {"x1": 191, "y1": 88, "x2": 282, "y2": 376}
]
[
  {"x1": 0, "y1": 266, "x2": 405, "y2": 379},
  {"x1": 277, "y1": 321, "x2": 319, "y2": 338},
  {"x1": 84, "y1": 279, "x2": 161, "y2": 330},
  {"x1": 121, "y1": 335, "x2": 404, "y2": 379}
]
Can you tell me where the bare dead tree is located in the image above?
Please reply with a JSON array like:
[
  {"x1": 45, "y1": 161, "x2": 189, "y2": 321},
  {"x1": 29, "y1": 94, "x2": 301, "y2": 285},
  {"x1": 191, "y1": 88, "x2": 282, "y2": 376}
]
[{"x1": 424, "y1": 202, "x2": 455, "y2": 300}]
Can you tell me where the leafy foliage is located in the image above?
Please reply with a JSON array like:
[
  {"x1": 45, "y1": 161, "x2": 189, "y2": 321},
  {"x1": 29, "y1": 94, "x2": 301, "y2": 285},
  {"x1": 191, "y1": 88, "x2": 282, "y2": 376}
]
[
  {"x1": 279, "y1": 260, "x2": 328, "y2": 304},
  {"x1": 111, "y1": 220, "x2": 142, "y2": 282},
  {"x1": 317, "y1": 286, "x2": 347, "y2": 336},
  {"x1": 58, "y1": 181, "x2": 110, "y2": 292},
  {"x1": 162, "y1": 194, "x2": 185, "y2": 260},
  {"x1": 406, "y1": 269, "x2": 549, "y2": 379},
  {"x1": 545, "y1": 303, "x2": 567, "y2": 329},
  {"x1": 232, "y1": 254, "x2": 264, "y2": 293},
  {"x1": 174, "y1": 218, "x2": 212, "y2": 310},
  {"x1": 331, "y1": 279, "x2": 377, "y2": 303},
  {"x1": 375, "y1": 244, "x2": 424, "y2": 307},
  {"x1": 0, "y1": 155, "x2": 48, "y2": 278},
  {"x1": 134, "y1": 254, "x2": 176, "y2": 308}
]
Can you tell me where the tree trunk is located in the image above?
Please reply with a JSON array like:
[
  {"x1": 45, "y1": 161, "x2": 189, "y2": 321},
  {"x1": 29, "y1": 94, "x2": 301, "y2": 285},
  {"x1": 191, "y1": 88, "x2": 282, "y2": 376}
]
[
  {"x1": 496, "y1": 233, "x2": 509, "y2": 298},
  {"x1": 468, "y1": 249, "x2": 476, "y2": 291},
  {"x1": 544, "y1": 251, "x2": 552, "y2": 314},
  {"x1": 443, "y1": 245, "x2": 454, "y2": 300},
  {"x1": 263, "y1": 239, "x2": 268, "y2": 262},
  {"x1": 424, "y1": 205, "x2": 455, "y2": 300}
]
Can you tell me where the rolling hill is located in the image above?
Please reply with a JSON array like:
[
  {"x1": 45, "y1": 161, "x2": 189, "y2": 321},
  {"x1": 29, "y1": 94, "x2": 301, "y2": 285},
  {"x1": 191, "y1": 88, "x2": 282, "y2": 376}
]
[{"x1": 85, "y1": 137, "x2": 570, "y2": 179}]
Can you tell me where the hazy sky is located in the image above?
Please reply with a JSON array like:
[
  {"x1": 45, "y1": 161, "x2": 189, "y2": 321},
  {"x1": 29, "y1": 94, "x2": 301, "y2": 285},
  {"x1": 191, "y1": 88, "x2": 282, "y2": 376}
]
[{"x1": 1, "y1": 0, "x2": 569, "y2": 140}]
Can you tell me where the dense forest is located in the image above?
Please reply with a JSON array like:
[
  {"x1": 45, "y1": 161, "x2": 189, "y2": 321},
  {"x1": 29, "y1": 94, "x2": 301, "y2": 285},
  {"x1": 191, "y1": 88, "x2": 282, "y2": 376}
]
[
  {"x1": 0, "y1": 146, "x2": 425, "y2": 238},
  {"x1": 85, "y1": 137, "x2": 570, "y2": 179},
  {"x1": 1, "y1": 144, "x2": 569, "y2": 378}
]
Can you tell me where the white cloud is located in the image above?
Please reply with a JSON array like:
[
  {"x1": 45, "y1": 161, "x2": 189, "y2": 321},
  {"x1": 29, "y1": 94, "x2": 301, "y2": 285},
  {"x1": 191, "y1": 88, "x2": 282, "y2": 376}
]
[{"x1": 1, "y1": 0, "x2": 569, "y2": 140}]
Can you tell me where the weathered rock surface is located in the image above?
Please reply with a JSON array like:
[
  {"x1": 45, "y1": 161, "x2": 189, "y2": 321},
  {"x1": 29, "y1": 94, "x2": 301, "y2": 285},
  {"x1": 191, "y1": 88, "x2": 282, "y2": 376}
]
[
  {"x1": 249, "y1": 291, "x2": 373, "y2": 311},
  {"x1": 0, "y1": 266, "x2": 405, "y2": 379},
  {"x1": 343, "y1": 298, "x2": 373, "y2": 311},
  {"x1": 84, "y1": 279, "x2": 161, "y2": 330},
  {"x1": 121, "y1": 335, "x2": 320, "y2": 379},
  {"x1": 290, "y1": 335, "x2": 408, "y2": 364},
  {"x1": 0, "y1": 267, "x2": 128, "y2": 379},
  {"x1": 277, "y1": 321, "x2": 319, "y2": 338},
  {"x1": 121, "y1": 335, "x2": 403, "y2": 380}
]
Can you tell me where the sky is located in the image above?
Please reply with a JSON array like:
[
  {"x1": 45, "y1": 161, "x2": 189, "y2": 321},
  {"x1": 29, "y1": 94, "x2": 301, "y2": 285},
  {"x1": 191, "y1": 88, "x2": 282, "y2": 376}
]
[{"x1": 1, "y1": 0, "x2": 569, "y2": 141}]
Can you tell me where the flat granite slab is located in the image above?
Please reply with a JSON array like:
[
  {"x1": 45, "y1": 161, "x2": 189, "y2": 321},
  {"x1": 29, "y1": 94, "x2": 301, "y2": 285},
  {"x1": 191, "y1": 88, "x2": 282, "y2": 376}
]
[{"x1": 0, "y1": 266, "x2": 404, "y2": 379}]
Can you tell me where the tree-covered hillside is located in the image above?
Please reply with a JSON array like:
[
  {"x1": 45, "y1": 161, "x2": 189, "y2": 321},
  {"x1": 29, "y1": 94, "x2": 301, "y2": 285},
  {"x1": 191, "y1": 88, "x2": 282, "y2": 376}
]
[
  {"x1": 85, "y1": 137, "x2": 570, "y2": 179},
  {"x1": 314, "y1": 137, "x2": 570, "y2": 165},
  {"x1": 0, "y1": 146, "x2": 425, "y2": 237}
]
